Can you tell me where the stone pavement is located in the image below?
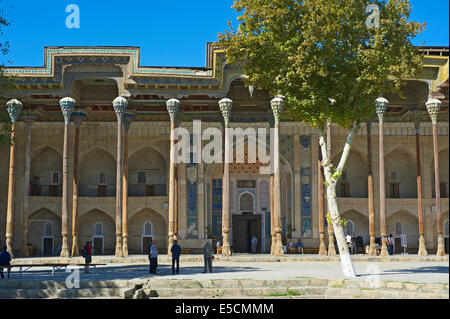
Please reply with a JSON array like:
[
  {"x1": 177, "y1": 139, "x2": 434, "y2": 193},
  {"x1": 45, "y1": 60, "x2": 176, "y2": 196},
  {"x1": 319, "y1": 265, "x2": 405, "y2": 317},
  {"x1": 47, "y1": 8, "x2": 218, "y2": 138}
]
[{"x1": 4, "y1": 257, "x2": 449, "y2": 284}]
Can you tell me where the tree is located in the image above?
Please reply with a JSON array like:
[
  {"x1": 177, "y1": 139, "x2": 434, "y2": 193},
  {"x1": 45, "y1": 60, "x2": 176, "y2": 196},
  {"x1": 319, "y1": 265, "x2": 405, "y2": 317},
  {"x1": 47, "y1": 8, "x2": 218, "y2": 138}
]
[
  {"x1": 219, "y1": 0, "x2": 424, "y2": 277},
  {"x1": 0, "y1": 3, "x2": 15, "y2": 145}
]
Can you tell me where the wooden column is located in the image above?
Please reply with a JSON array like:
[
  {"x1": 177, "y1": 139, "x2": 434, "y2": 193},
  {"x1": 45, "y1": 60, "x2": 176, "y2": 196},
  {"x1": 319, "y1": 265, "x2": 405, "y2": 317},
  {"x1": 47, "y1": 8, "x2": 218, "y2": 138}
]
[
  {"x1": 166, "y1": 99, "x2": 180, "y2": 256},
  {"x1": 219, "y1": 98, "x2": 232, "y2": 256},
  {"x1": 318, "y1": 149, "x2": 327, "y2": 255},
  {"x1": 20, "y1": 111, "x2": 34, "y2": 257},
  {"x1": 122, "y1": 112, "x2": 133, "y2": 257},
  {"x1": 326, "y1": 121, "x2": 336, "y2": 256},
  {"x1": 270, "y1": 174, "x2": 275, "y2": 254},
  {"x1": 270, "y1": 96, "x2": 284, "y2": 256},
  {"x1": 174, "y1": 165, "x2": 179, "y2": 239},
  {"x1": 59, "y1": 97, "x2": 75, "y2": 258},
  {"x1": 426, "y1": 99, "x2": 445, "y2": 256},
  {"x1": 71, "y1": 110, "x2": 85, "y2": 257},
  {"x1": 414, "y1": 116, "x2": 427, "y2": 256},
  {"x1": 376, "y1": 98, "x2": 389, "y2": 257},
  {"x1": 366, "y1": 121, "x2": 376, "y2": 255},
  {"x1": 113, "y1": 96, "x2": 128, "y2": 258},
  {"x1": 5, "y1": 99, "x2": 23, "y2": 258}
]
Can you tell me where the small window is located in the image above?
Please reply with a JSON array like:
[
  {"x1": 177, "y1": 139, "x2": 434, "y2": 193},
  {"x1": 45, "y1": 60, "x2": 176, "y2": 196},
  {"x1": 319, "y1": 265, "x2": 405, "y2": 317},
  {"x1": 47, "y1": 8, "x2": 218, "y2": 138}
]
[
  {"x1": 143, "y1": 221, "x2": 153, "y2": 236},
  {"x1": 94, "y1": 222, "x2": 103, "y2": 236},
  {"x1": 339, "y1": 182, "x2": 350, "y2": 197},
  {"x1": 51, "y1": 172, "x2": 60, "y2": 185},
  {"x1": 98, "y1": 172, "x2": 106, "y2": 185},
  {"x1": 44, "y1": 222, "x2": 53, "y2": 237},
  {"x1": 138, "y1": 171, "x2": 147, "y2": 184},
  {"x1": 395, "y1": 221, "x2": 403, "y2": 236}
]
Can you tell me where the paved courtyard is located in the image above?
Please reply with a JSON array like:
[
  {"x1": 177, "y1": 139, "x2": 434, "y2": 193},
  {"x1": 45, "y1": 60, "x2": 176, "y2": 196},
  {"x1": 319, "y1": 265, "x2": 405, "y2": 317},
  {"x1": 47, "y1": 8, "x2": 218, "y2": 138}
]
[{"x1": 3, "y1": 257, "x2": 449, "y2": 284}]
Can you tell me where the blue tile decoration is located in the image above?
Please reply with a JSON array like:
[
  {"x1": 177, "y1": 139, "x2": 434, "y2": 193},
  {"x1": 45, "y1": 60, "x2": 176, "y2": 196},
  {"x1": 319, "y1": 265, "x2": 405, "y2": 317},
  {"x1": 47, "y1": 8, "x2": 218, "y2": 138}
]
[
  {"x1": 300, "y1": 136, "x2": 312, "y2": 237},
  {"x1": 186, "y1": 162, "x2": 198, "y2": 238}
]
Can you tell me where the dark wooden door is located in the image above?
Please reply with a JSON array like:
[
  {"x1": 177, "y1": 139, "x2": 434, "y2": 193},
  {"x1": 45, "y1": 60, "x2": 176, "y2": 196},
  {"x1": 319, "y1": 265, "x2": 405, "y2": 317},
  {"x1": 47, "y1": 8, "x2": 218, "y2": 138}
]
[
  {"x1": 143, "y1": 236, "x2": 153, "y2": 254},
  {"x1": 394, "y1": 237, "x2": 402, "y2": 254},
  {"x1": 445, "y1": 237, "x2": 449, "y2": 254},
  {"x1": 232, "y1": 215, "x2": 261, "y2": 253},
  {"x1": 145, "y1": 185, "x2": 155, "y2": 196},
  {"x1": 43, "y1": 238, "x2": 53, "y2": 256},
  {"x1": 49, "y1": 185, "x2": 59, "y2": 196},
  {"x1": 93, "y1": 237, "x2": 103, "y2": 255}
]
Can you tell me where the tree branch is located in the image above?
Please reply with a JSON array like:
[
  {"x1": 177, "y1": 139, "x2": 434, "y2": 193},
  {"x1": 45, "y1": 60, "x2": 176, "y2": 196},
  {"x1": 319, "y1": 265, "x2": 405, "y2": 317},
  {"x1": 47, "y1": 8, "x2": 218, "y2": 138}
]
[{"x1": 335, "y1": 122, "x2": 359, "y2": 178}]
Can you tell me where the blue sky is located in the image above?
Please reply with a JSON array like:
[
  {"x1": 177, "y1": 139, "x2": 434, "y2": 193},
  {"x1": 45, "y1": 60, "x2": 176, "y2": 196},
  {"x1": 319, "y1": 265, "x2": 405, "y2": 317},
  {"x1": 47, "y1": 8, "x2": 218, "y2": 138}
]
[{"x1": 0, "y1": 0, "x2": 448, "y2": 68}]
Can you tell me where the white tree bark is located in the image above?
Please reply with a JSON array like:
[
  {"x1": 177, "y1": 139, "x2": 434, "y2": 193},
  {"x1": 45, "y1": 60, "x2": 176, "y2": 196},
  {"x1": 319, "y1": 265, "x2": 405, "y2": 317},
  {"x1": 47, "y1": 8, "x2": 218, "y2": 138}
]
[{"x1": 318, "y1": 124, "x2": 358, "y2": 278}]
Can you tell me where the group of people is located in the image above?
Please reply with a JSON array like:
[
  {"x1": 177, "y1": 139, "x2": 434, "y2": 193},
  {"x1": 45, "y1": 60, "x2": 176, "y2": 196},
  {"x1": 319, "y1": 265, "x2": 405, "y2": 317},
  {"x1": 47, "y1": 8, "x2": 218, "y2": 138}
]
[{"x1": 147, "y1": 240, "x2": 215, "y2": 275}]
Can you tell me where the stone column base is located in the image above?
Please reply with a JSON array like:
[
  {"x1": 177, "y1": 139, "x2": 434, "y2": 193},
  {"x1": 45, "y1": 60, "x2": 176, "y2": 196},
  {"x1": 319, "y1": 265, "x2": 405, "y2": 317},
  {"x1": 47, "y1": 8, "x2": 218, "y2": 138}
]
[
  {"x1": 60, "y1": 238, "x2": 70, "y2": 258},
  {"x1": 327, "y1": 235, "x2": 336, "y2": 256},
  {"x1": 436, "y1": 235, "x2": 445, "y2": 256},
  {"x1": 368, "y1": 236, "x2": 376, "y2": 256},
  {"x1": 71, "y1": 237, "x2": 79, "y2": 257},
  {"x1": 122, "y1": 237, "x2": 129, "y2": 257},
  {"x1": 318, "y1": 234, "x2": 327, "y2": 255},
  {"x1": 418, "y1": 235, "x2": 428, "y2": 256},
  {"x1": 380, "y1": 241, "x2": 389, "y2": 257},
  {"x1": 115, "y1": 237, "x2": 123, "y2": 258},
  {"x1": 271, "y1": 234, "x2": 284, "y2": 256}
]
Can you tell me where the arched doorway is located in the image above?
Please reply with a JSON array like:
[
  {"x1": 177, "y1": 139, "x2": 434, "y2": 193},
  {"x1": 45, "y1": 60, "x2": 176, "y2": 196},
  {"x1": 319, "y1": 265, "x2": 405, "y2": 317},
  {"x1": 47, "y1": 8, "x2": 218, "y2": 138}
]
[
  {"x1": 42, "y1": 222, "x2": 54, "y2": 256},
  {"x1": 92, "y1": 222, "x2": 104, "y2": 255},
  {"x1": 233, "y1": 191, "x2": 261, "y2": 253},
  {"x1": 142, "y1": 221, "x2": 154, "y2": 254}
]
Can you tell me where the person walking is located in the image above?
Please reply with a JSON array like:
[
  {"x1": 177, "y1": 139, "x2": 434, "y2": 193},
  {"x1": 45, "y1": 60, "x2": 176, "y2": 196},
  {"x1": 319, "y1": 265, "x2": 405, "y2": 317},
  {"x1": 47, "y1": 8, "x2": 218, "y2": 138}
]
[
  {"x1": 251, "y1": 234, "x2": 258, "y2": 254},
  {"x1": 81, "y1": 241, "x2": 92, "y2": 274},
  {"x1": 171, "y1": 240, "x2": 181, "y2": 275},
  {"x1": 149, "y1": 241, "x2": 159, "y2": 274},
  {"x1": 203, "y1": 240, "x2": 214, "y2": 273},
  {"x1": 0, "y1": 246, "x2": 12, "y2": 279},
  {"x1": 387, "y1": 234, "x2": 394, "y2": 255}
]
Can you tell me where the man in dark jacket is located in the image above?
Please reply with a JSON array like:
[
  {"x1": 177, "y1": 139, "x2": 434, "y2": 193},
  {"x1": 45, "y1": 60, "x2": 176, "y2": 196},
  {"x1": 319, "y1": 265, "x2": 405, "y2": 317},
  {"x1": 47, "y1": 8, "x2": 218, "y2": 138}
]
[
  {"x1": 0, "y1": 246, "x2": 12, "y2": 279},
  {"x1": 203, "y1": 241, "x2": 214, "y2": 273},
  {"x1": 171, "y1": 240, "x2": 181, "y2": 275}
]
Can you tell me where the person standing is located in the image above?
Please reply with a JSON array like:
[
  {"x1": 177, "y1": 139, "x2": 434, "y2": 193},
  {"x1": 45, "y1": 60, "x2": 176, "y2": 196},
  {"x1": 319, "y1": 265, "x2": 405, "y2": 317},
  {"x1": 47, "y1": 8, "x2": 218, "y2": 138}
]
[
  {"x1": 81, "y1": 241, "x2": 92, "y2": 274},
  {"x1": 149, "y1": 241, "x2": 159, "y2": 274},
  {"x1": 0, "y1": 246, "x2": 12, "y2": 279},
  {"x1": 387, "y1": 234, "x2": 394, "y2": 255},
  {"x1": 346, "y1": 233, "x2": 352, "y2": 254},
  {"x1": 203, "y1": 241, "x2": 214, "y2": 273},
  {"x1": 251, "y1": 234, "x2": 258, "y2": 254},
  {"x1": 171, "y1": 240, "x2": 181, "y2": 275}
]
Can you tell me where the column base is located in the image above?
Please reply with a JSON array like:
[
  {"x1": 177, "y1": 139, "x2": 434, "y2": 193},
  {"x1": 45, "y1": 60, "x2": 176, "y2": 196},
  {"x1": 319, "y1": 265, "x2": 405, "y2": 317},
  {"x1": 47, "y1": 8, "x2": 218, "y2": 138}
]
[
  {"x1": 122, "y1": 237, "x2": 129, "y2": 257},
  {"x1": 221, "y1": 245, "x2": 232, "y2": 256},
  {"x1": 115, "y1": 237, "x2": 123, "y2": 258},
  {"x1": 271, "y1": 234, "x2": 284, "y2": 256},
  {"x1": 318, "y1": 234, "x2": 327, "y2": 255},
  {"x1": 71, "y1": 237, "x2": 79, "y2": 257},
  {"x1": 436, "y1": 235, "x2": 445, "y2": 257},
  {"x1": 60, "y1": 238, "x2": 70, "y2": 258},
  {"x1": 167, "y1": 235, "x2": 174, "y2": 257},
  {"x1": 20, "y1": 245, "x2": 29, "y2": 258},
  {"x1": 368, "y1": 236, "x2": 376, "y2": 256},
  {"x1": 380, "y1": 241, "x2": 389, "y2": 257},
  {"x1": 6, "y1": 237, "x2": 14, "y2": 259},
  {"x1": 418, "y1": 235, "x2": 428, "y2": 256},
  {"x1": 327, "y1": 235, "x2": 336, "y2": 256}
]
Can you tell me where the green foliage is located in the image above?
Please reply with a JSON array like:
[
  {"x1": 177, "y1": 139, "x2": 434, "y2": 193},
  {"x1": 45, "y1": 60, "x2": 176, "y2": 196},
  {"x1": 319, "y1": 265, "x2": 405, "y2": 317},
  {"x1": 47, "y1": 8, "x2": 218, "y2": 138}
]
[
  {"x1": 0, "y1": 5, "x2": 16, "y2": 145},
  {"x1": 326, "y1": 213, "x2": 347, "y2": 227},
  {"x1": 219, "y1": 0, "x2": 424, "y2": 129}
]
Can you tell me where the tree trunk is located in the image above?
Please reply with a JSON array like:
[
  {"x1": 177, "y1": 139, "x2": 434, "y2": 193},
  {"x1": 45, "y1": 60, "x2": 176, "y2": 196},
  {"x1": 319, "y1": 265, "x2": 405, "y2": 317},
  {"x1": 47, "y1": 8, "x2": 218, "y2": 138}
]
[{"x1": 318, "y1": 125, "x2": 357, "y2": 278}]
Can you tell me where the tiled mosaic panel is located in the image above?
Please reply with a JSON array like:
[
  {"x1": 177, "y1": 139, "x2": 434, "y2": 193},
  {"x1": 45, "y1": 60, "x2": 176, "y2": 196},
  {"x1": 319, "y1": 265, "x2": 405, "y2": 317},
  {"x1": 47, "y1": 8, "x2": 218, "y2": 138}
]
[
  {"x1": 258, "y1": 180, "x2": 269, "y2": 211},
  {"x1": 186, "y1": 163, "x2": 198, "y2": 238},
  {"x1": 300, "y1": 136, "x2": 312, "y2": 237}
]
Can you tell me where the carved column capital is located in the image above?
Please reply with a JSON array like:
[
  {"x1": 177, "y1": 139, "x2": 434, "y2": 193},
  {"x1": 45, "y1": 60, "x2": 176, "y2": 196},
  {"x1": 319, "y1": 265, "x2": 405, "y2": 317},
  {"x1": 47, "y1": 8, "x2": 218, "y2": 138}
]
[
  {"x1": 270, "y1": 96, "x2": 285, "y2": 122},
  {"x1": 59, "y1": 97, "x2": 76, "y2": 124},
  {"x1": 219, "y1": 98, "x2": 233, "y2": 124},
  {"x1": 375, "y1": 97, "x2": 388, "y2": 121},
  {"x1": 166, "y1": 98, "x2": 180, "y2": 123},
  {"x1": 113, "y1": 96, "x2": 128, "y2": 121},
  {"x1": 6, "y1": 99, "x2": 23, "y2": 123},
  {"x1": 426, "y1": 98, "x2": 441, "y2": 124}
]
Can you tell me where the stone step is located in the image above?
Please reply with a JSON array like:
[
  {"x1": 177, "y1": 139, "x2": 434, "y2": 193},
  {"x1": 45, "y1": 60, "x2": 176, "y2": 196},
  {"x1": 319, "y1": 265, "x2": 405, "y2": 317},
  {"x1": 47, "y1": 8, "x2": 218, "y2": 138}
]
[
  {"x1": 145, "y1": 278, "x2": 449, "y2": 294},
  {"x1": 145, "y1": 286, "x2": 448, "y2": 299},
  {"x1": 0, "y1": 279, "x2": 133, "y2": 290},
  {"x1": 0, "y1": 288, "x2": 124, "y2": 299}
]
